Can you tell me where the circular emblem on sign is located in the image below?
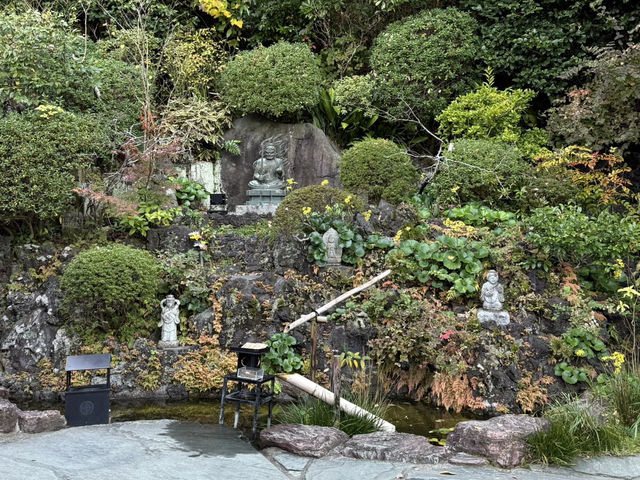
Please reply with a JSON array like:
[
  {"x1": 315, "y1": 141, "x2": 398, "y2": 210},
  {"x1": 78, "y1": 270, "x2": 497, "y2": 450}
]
[{"x1": 79, "y1": 400, "x2": 95, "y2": 416}]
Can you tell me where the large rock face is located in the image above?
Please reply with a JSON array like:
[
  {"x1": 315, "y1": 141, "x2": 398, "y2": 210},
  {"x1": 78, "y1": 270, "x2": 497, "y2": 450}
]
[
  {"x1": 260, "y1": 424, "x2": 348, "y2": 458},
  {"x1": 333, "y1": 431, "x2": 447, "y2": 464},
  {"x1": 446, "y1": 414, "x2": 550, "y2": 468},
  {"x1": 220, "y1": 116, "x2": 341, "y2": 210},
  {"x1": 1, "y1": 288, "x2": 59, "y2": 372}
]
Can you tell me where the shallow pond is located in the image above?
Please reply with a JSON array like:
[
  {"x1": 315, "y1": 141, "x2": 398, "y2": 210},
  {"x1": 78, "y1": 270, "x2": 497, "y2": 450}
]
[
  {"x1": 112, "y1": 398, "x2": 477, "y2": 439},
  {"x1": 17, "y1": 398, "x2": 478, "y2": 439}
]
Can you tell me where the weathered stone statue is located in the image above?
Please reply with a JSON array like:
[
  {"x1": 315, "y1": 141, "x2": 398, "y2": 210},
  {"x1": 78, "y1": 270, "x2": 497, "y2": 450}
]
[
  {"x1": 248, "y1": 143, "x2": 285, "y2": 190},
  {"x1": 323, "y1": 228, "x2": 342, "y2": 267},
  {"x1": 478, "y1": 270, "x2": 510, "y2": 326},
  {"x1": 158, "y1": 295, "x2": 180, "y2": 348}
]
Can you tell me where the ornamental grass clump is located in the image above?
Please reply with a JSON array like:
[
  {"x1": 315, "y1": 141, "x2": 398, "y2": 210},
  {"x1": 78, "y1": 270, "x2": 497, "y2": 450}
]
[
  {"x1": 528, "y1": 394, "x2": 637, "y2": 465},
  {"x1": 277, "y1": 390, "x2": 389, "y2": 437},
  {"x1": 60, "y1": 244, "x2": 161, "y2": 341}
]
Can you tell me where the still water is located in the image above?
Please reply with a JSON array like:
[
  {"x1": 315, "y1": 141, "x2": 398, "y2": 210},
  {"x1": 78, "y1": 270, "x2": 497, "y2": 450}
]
[
  {"x1": 109, "y1": 398, "x2": 475, "y2": 437},
  {"x1": 17, "y1": 398, "x2": 476, "y2": 438}
]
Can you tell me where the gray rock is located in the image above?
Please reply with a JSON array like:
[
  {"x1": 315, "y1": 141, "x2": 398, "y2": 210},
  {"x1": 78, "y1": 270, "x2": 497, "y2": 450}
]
[
  {"x1": 273, "y1": 236, "x2": 309, "y2": 275},
  {"x1": 272, "y1": 453, "x2": 311, "y2": 472},
  {"x1": 220, "y1": 115, "x2": 341, "y2": 210},
  {"x1": 0, "y1": 387, "x2": 8, "y2": 399},
  {"x1": 333, "y1": 431, "x2": 446, "y2": 464},
  {"x1": 448, "y1": 452, "x2": 488, "y2": 466},
  {"x1": 0, "y1": 235, "x2": 10, "y2": 287},
  {"x1": 51, "y1": 328, "x2": 74, "y2": 369},
  {"x1": 147, "y1": 225, "x2": 194, "y2": 253},
  {"x1": 446, "y1": 414, "x2": 549, "y2": 468},
  {"x1": 18, "y1": 410, "x2": 66, "y2": 433},
  {"x1": 260, "y1": 424, "x2": 348, "y2": 458},
  {"x1": 1, "y1": 290, "x2": 58, "y2": 372},
  {"x1": 0, "y1": 399, "x2": 18, "y2": 433}
]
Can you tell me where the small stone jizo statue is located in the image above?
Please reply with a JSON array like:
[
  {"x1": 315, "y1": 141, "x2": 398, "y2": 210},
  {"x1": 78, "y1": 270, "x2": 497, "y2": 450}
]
[
  {"x1": 158, "y1": 294, "x2": 180, "y2": 348},
  {"x1": 477, "y1": 270, "x2": 510, "y2": 326},
  {"x1": 323, "y1": 228, "x2": 342, "y2": 267}
]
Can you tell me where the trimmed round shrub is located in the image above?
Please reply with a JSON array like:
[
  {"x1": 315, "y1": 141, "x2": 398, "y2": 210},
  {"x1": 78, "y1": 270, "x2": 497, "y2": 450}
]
[
  {"x1": 370, "y1": 8, "x2": 479, "y2": 121},
  {"x1": 339, "y1": 138, "x2": 418, "y2": 206},
  {"x1": 60, "y1": 244, "x2": 161, "y2": 341},
  {"x1": 427, "y1": 138, "x2": 530, "y2": 209},
  {"x1": 218, "y1": 41, "x2": 323, "y2": 119},
  {"x1": 0, "y1": 110, "x2": 107, "y2": 229},
  {"x1": 272, "y1": 185, "x2": 364, "y2": 235}
]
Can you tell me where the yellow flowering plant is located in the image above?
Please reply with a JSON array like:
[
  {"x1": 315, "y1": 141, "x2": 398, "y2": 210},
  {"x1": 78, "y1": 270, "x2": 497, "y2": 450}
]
[
  {"x1": 601, "y1": 352, "x2": 625, "y2": 375},
  {"x1": 195, "y1": 0, "x2": 249, "y2": 46}
]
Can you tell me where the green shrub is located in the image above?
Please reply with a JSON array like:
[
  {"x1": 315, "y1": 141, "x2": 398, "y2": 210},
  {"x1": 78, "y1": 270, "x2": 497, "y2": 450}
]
[
  {"x1": 0, "y1": 109, "x2": 107, "y2": 229},
  {"x1": 90, "y1": 55, "x2": 145, "y2": 140},
  {"x1": 427, "y1": 138, "x2": 529, "y2": 209},
  {"x1": 272, "y1": 185, "x2": 363, "y2": 235},
  {"x1": 218, "y1": 41, "x2": 323, "y2": 119},
  {"x1": 60, "y1": 244, "x2": 161, "y2": 341},
  {"x1": 332, "y1": 75, "x2": 377, "y2": 118},
  {"x1": 0, "y1": 8, "x2": 95, "y2": 110},
  {"x1": 436, "y1": 72, "x2": 547, "y2": 158},
  {"x1": 524, "y1": 205, "x2": 640, "y2": 290},
  {"x1": 370, "y1": 8, "x2": 479, "y2": 121},
  {"x1": 0, "y1": 8, "x2": 144, "y2": 147},
  {"x1": 339, "y1": 138, "x2": 418, "y2": 206}
]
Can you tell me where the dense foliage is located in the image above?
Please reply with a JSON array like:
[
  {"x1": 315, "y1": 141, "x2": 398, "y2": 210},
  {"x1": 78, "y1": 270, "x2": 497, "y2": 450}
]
[
  {"x1": 0, "y1": 7, "x2": 143, "y2": 128},
  {"x1": 0, "y1": 109, "x2": 106, "y2": 230},
  {"x1": 0, "y1": 9, "x2": 93, "y2": 110},
  {"x1": 370, "y1": 8, "x2": 479, "y2": 121},
  {"x1": 546, "y1": 42, "x2": 640, "y2": 154},
  {"x1": 218, "y1": 41, "x2": 323, "y2": 119},
  {"x1": 459, "y1": 0, "x2": 640, "y2": 100},
  {"x1": 162, "y1": 29, "x2": 228, "y2": 98},
  {"x1": 60, "y1": 244, "x2": 161, "y2": 341},
  {"x1": 339, "y1": 138, "x2": 418, "y2": 205},
  {"x1": 427, "y1": 139, "x2": 529, "y2": 208}
]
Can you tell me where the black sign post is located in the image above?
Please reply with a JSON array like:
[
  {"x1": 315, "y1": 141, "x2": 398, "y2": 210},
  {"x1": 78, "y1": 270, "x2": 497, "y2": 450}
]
[{"x1": 64, "y1": 353, "x2": 111, "y2": 427}]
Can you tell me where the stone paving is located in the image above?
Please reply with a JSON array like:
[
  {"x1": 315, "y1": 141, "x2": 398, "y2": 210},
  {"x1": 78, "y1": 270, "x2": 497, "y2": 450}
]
[{"x1": 2, "y1": 420, "x2": 640, "y2": 480}]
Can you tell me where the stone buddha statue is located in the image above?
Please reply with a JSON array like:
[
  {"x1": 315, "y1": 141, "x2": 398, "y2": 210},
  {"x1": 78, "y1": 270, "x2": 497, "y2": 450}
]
[{"x1": 248, "y1": 144, "x2": 285, "y2": 190}]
